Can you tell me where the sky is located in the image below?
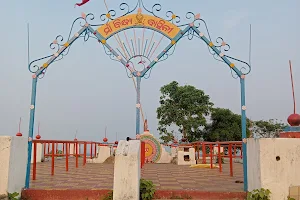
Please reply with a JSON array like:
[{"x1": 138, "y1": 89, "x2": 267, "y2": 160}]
[{"x1": 0, "y1": 0, "x2": 299, "y2": 142}]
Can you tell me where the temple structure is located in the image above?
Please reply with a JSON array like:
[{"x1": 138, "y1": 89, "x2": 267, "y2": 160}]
[{"x1": 138, "y1": 119, "x2": 172, "y2": 163}]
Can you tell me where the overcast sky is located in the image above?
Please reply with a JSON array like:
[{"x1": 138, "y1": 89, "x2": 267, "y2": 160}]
[{"x1": 0, "y1": 0, "x2": 299, "y2": 142}]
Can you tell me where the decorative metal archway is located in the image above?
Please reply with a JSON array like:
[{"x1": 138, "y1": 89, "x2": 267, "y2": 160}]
[{"x1": 26, "y1": 0, "x2": 251, "y2": 191}]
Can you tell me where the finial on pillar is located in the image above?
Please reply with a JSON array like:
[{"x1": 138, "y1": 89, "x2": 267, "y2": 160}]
[
  {"x1": 115, "y1": 132, "x2": 118, "y2": 145},
  {"x1": 103, "y1": 126, "x2": 108, "y2": 143},
  {"x1": 143, "y1": 119, "x2": 149, "y2": 132},
  {"x1": 74, "y1": 130, "x2": 78, "y2": 141},
  {"x1": 16, "y1": 117, "x2": 22, "y2": 137},
  {"x1": 36, "y1": 122, "x2": 41, "y2": 139}
]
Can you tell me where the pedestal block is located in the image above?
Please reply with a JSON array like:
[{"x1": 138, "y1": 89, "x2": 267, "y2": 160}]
[
  {"x1": 0, "y1": 136, "x2": 27, "y2": 198},
  {"x1": 113, "y1": 140, "x2": 141, "y2": 200}
]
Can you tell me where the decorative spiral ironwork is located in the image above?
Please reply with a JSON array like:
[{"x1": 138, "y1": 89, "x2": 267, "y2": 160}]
[
  {"x1": 102, "y1": 44, "x2": 119, "y2": 62},
  {"x1": 158, "y1": 44, "x2": 177, "y2": 63},
  {"x1": 226, "y1": 55, "x2": 252, "y2": 76}
]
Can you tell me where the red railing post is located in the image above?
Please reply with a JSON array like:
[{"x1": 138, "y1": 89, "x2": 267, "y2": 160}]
[
  {"x1": 141, "y1": 142, "x2": 145, "y2": 168},
  {"x1": 94, "y1": 143, "x2": 97, "y2": 158},
  {"x1": 90, "y1": 142, "x2": 93, "y2": 159},
  {"x1": 83, "y1": 142, "x2": 87, "y2": 166},
  {"x1": 202, "y1": 143, "x2": 206, "y2": 164},
  {"x1": 51, "y1": 142, "x2": 55, "y2": 176},
  {"x1": 66, "y1": 142, "x2": 69, "y2": 172},
  {"x1": 75, "y1": 142, "x2": 78, "y2": 168},
  {"x1": 218, "y1": 143, "x2": 222, "y2": 172},
  {"x1": 240, "y1": 146, "x2": 243, "y2": 157},
  {"x1": 210, "y1": 144, "x2": 213, "y2": 169},
  {"x1": 47, "y1": 142, "x2": 50, "y2": 155},
  {"x1": 33, "y1": 142, "x2": 37, "y2": 180},
  {"x1": 43, "y1": 143, "x2": 46, "y2": 158},
  {"x1": 79, "y1": 144, "x2": 81, "y2": 155},
  {"x1": 234, "y1": 145, "x2": 236, "y2": 157},
  {"x1": 196, "y1": 144, "x2": 199, "y2": 160},
  {"x1": 229, "y1": 143, "x2": 233, "y2": 177},
  {"x1": 62, "y1": 143, "x2": 65, "y2": 154}
]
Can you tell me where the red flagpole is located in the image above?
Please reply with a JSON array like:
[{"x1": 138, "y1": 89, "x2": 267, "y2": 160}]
[{"x1": 289, "y1": 60, "x2": 296, "y2": 114}]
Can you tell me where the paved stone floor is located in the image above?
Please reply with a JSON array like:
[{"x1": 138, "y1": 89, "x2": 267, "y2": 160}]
[{"x1": 30, "y1": 158, "x2": 244, "y2": 192}]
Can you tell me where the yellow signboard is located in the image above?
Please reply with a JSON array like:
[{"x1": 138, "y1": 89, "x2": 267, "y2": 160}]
[{"x1": 97, "y1": 13, "x2": 181, "y2": 39}]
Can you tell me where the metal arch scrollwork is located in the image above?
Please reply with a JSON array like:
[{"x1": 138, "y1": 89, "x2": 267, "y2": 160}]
[
  {"x1": 28, "y1": 0, "x2": 251, "y2": 80},
  {"x1": 140, "y1": 3, "x2": 162, "y2": 18},
  {"x1": 165, "y1": 11, "x2": 180, "y2": 24},
  {"x1": 143, "y1": 67, "x2": 153, "y2": 79},
  {"x1": 118, "y1": 2, "x2": 139, "y2": 18},
  {"x1": 85, "y1": 2, "x2": 139, "y2": 26},
  {"x1": 28, "y1": 14, "x2": 98, "y2": 76},
  {"x1": 158, "y1": 44, "x2": 177, "y2": 63},
  {"x1": 28, "y1": 55, "x2": 52, "y2": 74},
  {"x1": 183, "y1": 11, "x2": 251, "y2": 78},
  {"x1": 225, "y1": 55, "x2": 252, "y2": 76},
  {"x1": 38, "y1": 68, "x2": 47, "y2": 79},
  {"x1": 101, "y1": 44, "x2": 120, "y2": 62}
]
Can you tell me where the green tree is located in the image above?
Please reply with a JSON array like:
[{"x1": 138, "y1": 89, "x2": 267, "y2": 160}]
[
  {"x1": 203, "y1": 108, "x2": 251, "y2": 142},
  {"x1": 252, "y1": 119, "x2": 287, "y2": 138},
  {"x1": 157, "y1": 81, "x2": 213, "y2": 143},
  {"x1": 159, "y1": 130, "x2": 175, "y2": 144}
]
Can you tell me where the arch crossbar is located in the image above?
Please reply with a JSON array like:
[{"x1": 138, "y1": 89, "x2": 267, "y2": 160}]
[{"x1": 26, "y1": 5, "x2": 251, "y2": 192}]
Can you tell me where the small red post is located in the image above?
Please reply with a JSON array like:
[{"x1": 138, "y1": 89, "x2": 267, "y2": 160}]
[
  {"x1": 66, "y1": 143, "x2": 69, "y2": 172},
  {"x1": 33, "y1": 142, "x2": 37, "y2": 180},
  {"x1": 229, "y1": 143, "x2": 233, "y2": 176},
  {"x1": 47, "y1": 143, "x2": 50, "y2": 154},
  {"x1": 90, "y1": 142, "x2": 93, "y2": 159},
  {"x1": 83, "y1": 142, "x2": 87, "y2": 166},
  {"x1": 210, "y1": 144, "x2": 213, "y2": 169},
  {"x1": 94, "y1": 143, "x2": 97, "y2": 158},
  {"x1": 240, "y1": 146, "x2": 243, "y2": 157},
  {"x1": 202, "y1": 143, "x2": 206, "y2": 164},
  {"x1": 197, "y1": 145, "x2": 200, "y2": 160},
  {"x1": 43, "y1": 143, "x2": 46, "y2": 158},
  {"x1": 56, "y1": 143, "x2": 58, "y2": 154},
  {"x1": 141, "y1": 142, "x2": 145, "y2": 168},
  {"x1": 234, "y1": 145, "x2": 236, "y2": 157},
  {"x1": 218, "y1": 143, "x2": 222, "y2": 172},
  {"x1": 75, "y1": 142, "x2": 78, "y2": 168},
  {"x1": 62, "y1": 143, "x2": 65, "y2": 154},
  {"x1": 51, "y1": 143, "x2": 55, "y2": 176}
]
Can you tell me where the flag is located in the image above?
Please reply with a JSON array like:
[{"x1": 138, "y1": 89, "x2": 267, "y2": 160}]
[{"x1": 75, "y1": 0, "x2": 90, "y2": 7}]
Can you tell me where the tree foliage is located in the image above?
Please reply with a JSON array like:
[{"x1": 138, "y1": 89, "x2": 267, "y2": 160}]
[
  {"x1": 157, "y1": 81, "x2": 213, "y2": 143},
  {"x1": 156, "y1": 82, "x2": 287, "y2": 143},
  {"x1": 203, "y1": 108, "x2": 251, "y2": 141},
  {"x1": 251, "y1": 119, "x2": 286, "y2": 138}
]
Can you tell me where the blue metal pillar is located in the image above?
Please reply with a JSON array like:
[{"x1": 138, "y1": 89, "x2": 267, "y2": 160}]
[
  {"x1": 136, "y1": 76, "x2": 141, "y2": 135},
  {"x1": 25, "y1": 76, "x2": 38, "y2": 188},
  {"x1": 240, "y1": 77, "x2": 248, "y2": 191}
]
